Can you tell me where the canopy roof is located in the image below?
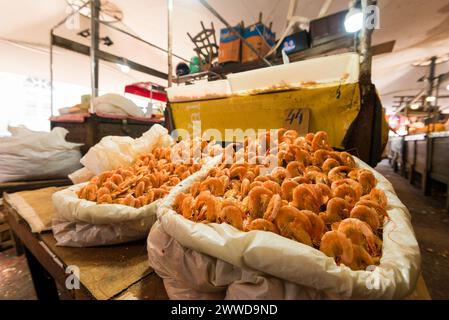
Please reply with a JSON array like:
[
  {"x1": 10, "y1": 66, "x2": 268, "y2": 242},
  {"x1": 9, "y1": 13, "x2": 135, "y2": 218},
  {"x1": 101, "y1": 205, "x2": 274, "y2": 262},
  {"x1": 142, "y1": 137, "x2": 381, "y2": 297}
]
[{"x1": 1, "y1": 0, "x2": 448, "y2": 112}]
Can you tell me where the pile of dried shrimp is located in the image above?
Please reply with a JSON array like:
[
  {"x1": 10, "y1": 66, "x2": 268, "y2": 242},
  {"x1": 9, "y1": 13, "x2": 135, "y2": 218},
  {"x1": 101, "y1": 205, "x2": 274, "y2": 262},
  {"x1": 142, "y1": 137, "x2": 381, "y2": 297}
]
[
  {"x1": 77, "y1": 138, "x2": 221, "y2": 208},
  {"x1": 173, "y1": 129, "x2": 389, "y2": 271}
]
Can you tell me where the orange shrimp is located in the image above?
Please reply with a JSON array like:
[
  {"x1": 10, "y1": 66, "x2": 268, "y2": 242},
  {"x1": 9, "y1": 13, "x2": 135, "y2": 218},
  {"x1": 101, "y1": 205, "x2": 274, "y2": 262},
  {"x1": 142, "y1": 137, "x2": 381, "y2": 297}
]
[
  {"x1": 350, "y1": 205, "x2": 381, "y2": 231},
  {"x1": 349, "y1": 169, "x2": 376, "y2": 194},
  {"x1": 356, "y1": 200, "x2": 388, "y2": 223},
  {"x1": 339, "y1": 152, "x2": 356, "y2": 168},
  {"x1": 312, "y1": 150, "x2": 332, "y2": 167},
  {"x1": 349, "y1": 245, "x2": 375, "y2": 271},
  {"x1": 320, "y1": 198, "x2": 352, "y2": 224},
  {"x1": 248, "y1": 187, "x2": 273, "y2": 219},
  {"x1": 193, "y1": 191, "x2": 219, "y2": 222},
  {"x1": 181, "y1": 195, "x2": 194, "y2": 219},
  {"x1": 328, "y1": 166, "x2": 352, "y2": 182},
  {"x1": 134, "y1": 181, "x2": 146, "y2": 198},
  {"x1": 173, "y1": 193, "x2": 188, "y2": 212},
  {"x1": 281, "y1": 179, "x2": 299, "y2": 202},
  {"x1": 110, "y1": 173, "x2": 124, "y2": 186},
  {"x1": 262, "y1": 180, "x2": 282, "y2": 195},
  {"x1": 312, "y1": 183, "x2": 332, "y2": 206},
  {"x1": 301, "y1": 210, "x2": 325, "y2": 246},
  {"x1": 305, "y1": 171, "x2": 329, "y2": 185},
  {"x1": 270, "y1": 167, "x2": 289, "y2": 184},
  {"x1": 319, "y1": 231, "x2": 354, "y2": 266},
  {"x1": 337, "y1": 218, "x2": 378, "y2": 255},
  {"x1": 219, "y1": 205, "x2": 245, "y2": 230},
  {"x1": 312, "y1": 131, "x2": 331, "y2": 151},
  {"x1": 291, "y1": 185, "x2": 321, "y2": 213},
  {"x1": 286, "y1": 161, "x2": 305, "y2": 178},
  {"x1": 240, "y1": 178, "x2": 251, "y2": 197},
  {"x1": 331, "y1": 179, "x2": 363, "y2": 200},
  {"x1": 289, "y1": 145, "x2": 312, "y2": 166},
  {"x1": 80, "y1": 184, "x2": 98, "y2": 201},
  {"x1": 96, "y1": 187, "x2": 111, "y2": 200},
  {"x1": 332, "y1": 184, "x2": 359, "y2": 206},
  {"x1": 121, "y1": 194, "x2": 136, "y2": 207},
  {"x1": 245, "y1": 218, "x2": 280, "y2": 234},
  {"x1": 274, "y1": 206, "x2": 313, "y2": 241},
  {"x1": 361, "y1": 188, "x2": 388, "y2": 209},
  {"x1": 263, "y1": 194, "x2": 282, "y2": 222},
  {"x1": 200, "y1": 177, "x2": 226, "y2": 196},
  {"x1": 190, "y1": 181, "x2": 201, "y2": 197},
  {"x1": 230, "y1": 165, "x2": 248, "y2": 180},
  {"x1": 97, "y1": 193, "x2": 113, "y2": 204}
]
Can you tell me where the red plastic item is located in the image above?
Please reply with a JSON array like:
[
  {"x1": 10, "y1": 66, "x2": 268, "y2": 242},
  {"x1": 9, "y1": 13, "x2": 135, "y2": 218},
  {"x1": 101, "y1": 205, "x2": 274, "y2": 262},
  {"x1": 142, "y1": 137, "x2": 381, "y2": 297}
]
[{"x1": 125, "y1": 82, "x2": 167, "y2": 102}]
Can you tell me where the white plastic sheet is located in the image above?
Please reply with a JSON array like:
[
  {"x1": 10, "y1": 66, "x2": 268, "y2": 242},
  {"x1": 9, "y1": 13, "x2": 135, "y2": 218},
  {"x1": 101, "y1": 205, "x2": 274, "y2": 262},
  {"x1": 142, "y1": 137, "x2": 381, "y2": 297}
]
[
  {"x1": 0, "y1": 126, "x2": 82, "y2": 183},
  {"x1": 148, "y1": 158, "x2": 421, "y2": 299},
  {"x1": 93, "y1": 93, "x2": 144, "y2": 118},
  {"x1": 78, "y1": 124, "x2": 173, "y2": 177},
  {"x1": 52, "y1": 124, "x2": 173, "y2": 246}
]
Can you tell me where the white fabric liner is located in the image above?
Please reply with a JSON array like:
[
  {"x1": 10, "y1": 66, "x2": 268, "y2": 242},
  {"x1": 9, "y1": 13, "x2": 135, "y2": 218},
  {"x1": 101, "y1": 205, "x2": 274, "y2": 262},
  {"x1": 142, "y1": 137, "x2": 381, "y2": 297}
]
[
  {"x1": 167, "y1": 53, "x2": 360, "y2": 102},
  {"x1": 150, "y1": 158, "x2": 421, "y2": 299},
  {"x1": 52, "y1": 155, "x2": 222, "y2": 247}
]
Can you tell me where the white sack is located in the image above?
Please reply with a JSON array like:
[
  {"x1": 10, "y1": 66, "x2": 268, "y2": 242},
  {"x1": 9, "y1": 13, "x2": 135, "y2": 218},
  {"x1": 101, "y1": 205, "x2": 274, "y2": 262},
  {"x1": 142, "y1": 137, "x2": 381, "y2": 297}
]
[
  {"x1": 52, "y1": 155, "x2": 221, "y2": 247},
  {"x1": 0, "y1": 126, "x2": 82, "y2": 183},
  {"x1": 79, "y1": 124, "x2": 173, "y2": 176},
  {"x1": 149, "y1": 158, "x2": 421, "y2": 300},
  {"x1": 94, "y1": 93, "x2": 144, "y2": 118},
  {"x1": 53, "y1": 216, "x2": 156, "y2": 247}
]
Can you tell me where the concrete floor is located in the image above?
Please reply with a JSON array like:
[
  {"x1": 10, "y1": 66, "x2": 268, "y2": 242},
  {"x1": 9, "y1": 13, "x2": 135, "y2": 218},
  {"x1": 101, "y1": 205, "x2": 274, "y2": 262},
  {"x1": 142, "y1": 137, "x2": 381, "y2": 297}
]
[
  {"x1": 0, "y1": 159, "x2": 448, "y2": 300},
  {"x1": 375, "y1": 160, "x2": 449, "y2": 300}
]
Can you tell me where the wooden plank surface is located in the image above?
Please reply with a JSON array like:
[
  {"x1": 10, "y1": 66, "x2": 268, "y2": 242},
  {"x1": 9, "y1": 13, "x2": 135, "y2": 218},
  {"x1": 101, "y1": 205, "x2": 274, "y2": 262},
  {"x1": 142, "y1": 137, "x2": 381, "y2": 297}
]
[
  {"x1": 40, "y1": 233, "x2": 153, "y2": 300},
  {"x1": 0, "y1": 179, "x2": 71, "y2": 194},
  {"x1": 3, "y1": 187, "x2": 66, "y2": 233},
  {"x1": 115, "y1": 272, "x2": 168, "y2": 300}
]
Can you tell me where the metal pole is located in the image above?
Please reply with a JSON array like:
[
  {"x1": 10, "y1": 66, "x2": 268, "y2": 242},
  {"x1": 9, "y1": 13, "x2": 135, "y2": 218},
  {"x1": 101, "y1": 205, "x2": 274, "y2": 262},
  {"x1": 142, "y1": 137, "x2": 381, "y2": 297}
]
[
  {"x1": 359, "y1": 0, "x2": 376, "y2": 90},
  {"x1": 50, "y1": 0, "x2": 90, "y2": 118},
  {"x1": 198, "y1": 0, "x2": 272, "y2": 67},
  {"x1": 101, "y1": 20, "x2": 190, "y2": 63},
  {"x1": 90, "y1": 0, "x2": 100, "y2": 113},
  {"x1": 50, "y1": 31, "x2": 54, "y2": 117},
  {"x1": 167, "y1": 0, "x2": 174, "y2": 87}
]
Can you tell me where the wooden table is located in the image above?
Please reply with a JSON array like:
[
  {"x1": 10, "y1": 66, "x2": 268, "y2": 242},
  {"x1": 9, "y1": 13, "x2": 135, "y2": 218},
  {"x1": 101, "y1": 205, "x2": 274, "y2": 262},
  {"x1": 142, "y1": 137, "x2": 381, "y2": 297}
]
[
  {"x1": 3, "y1": 196, "x2": 168, "y2": 300},
  {"x1": 2, "y1": 187, "x2": 431, "y2": 300}
]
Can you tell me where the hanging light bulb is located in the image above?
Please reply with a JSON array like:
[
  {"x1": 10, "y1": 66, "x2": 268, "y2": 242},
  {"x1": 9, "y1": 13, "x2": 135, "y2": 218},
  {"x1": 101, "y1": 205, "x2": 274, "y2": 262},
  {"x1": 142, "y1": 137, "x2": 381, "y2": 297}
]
[
  {"x1": 446, "y1": 84, "x2": 449, "y2": 91},
  {"x1": 344, "y1": 7, "x2": 364, "y2": 33},
  {"x1": 117, "y1": 63, "x2": 130, "y2": 73},
  {"x1": 426, "y1": 96, "x2": 436, "y2": 103},
  {"x1": 410, "y1": 103, "x2": 420, "y2": 110}
]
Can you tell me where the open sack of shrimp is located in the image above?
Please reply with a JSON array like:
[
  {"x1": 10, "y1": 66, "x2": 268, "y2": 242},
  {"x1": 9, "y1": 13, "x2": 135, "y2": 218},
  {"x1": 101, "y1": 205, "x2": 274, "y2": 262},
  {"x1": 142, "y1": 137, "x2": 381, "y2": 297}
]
[
  {"x1": 148, "y1": 129, "x2": 421, "y2": 299},
  {"x1": 52, "y1": 124, "x2": 224, "y2": 247}
]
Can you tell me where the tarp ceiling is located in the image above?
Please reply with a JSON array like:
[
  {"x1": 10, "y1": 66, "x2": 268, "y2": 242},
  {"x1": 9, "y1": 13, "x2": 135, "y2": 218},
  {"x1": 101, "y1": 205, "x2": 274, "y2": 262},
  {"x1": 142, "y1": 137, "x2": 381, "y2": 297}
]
[{"x1": 0, "y1": 0, "x2": 448, "y2": 113}]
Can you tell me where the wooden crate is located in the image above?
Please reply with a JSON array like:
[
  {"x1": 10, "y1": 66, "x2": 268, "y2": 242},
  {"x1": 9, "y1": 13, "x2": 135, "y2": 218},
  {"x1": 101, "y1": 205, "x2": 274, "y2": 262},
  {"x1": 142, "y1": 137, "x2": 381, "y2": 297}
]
[
  {"x1": 0, "y1": 211, "x2": 13, "y2": 251},
  {"x1": 51, "y1": 114, "x2": 164, "y2": 155}
]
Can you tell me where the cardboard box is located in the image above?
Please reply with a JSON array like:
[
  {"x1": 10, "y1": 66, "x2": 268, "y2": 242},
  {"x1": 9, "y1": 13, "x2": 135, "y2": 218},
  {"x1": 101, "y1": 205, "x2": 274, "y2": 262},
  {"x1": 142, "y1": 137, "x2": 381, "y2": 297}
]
[
  {"x1": 242, "y1": 23, "x2": 275, "y2": 63},
  {"x1": 218, "y1": 24, "x2": 242, "y2": 64}
]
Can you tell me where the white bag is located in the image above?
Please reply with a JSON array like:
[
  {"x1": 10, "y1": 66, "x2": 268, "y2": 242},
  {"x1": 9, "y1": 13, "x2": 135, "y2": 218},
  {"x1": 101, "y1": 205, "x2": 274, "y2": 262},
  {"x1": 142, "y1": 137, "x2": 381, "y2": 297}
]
[
  {"x1": 53, "y1": 124, "x2": 173, "y2": 246},
  {"x1": 0, "y1": 126, "x2": 82, "y2": 183},
  {"x1": 148, "y1": 158, "x2": 421, "y2": 300},
  {"x1": 94, "y1": 93, "x2": 144, "y2": 118},
  {"x1": 76, "y1": 123, "x2": 173, "y2": 179},
  {"x1": 52, "y1": 182, "x2": 160, "y2": 247}
]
